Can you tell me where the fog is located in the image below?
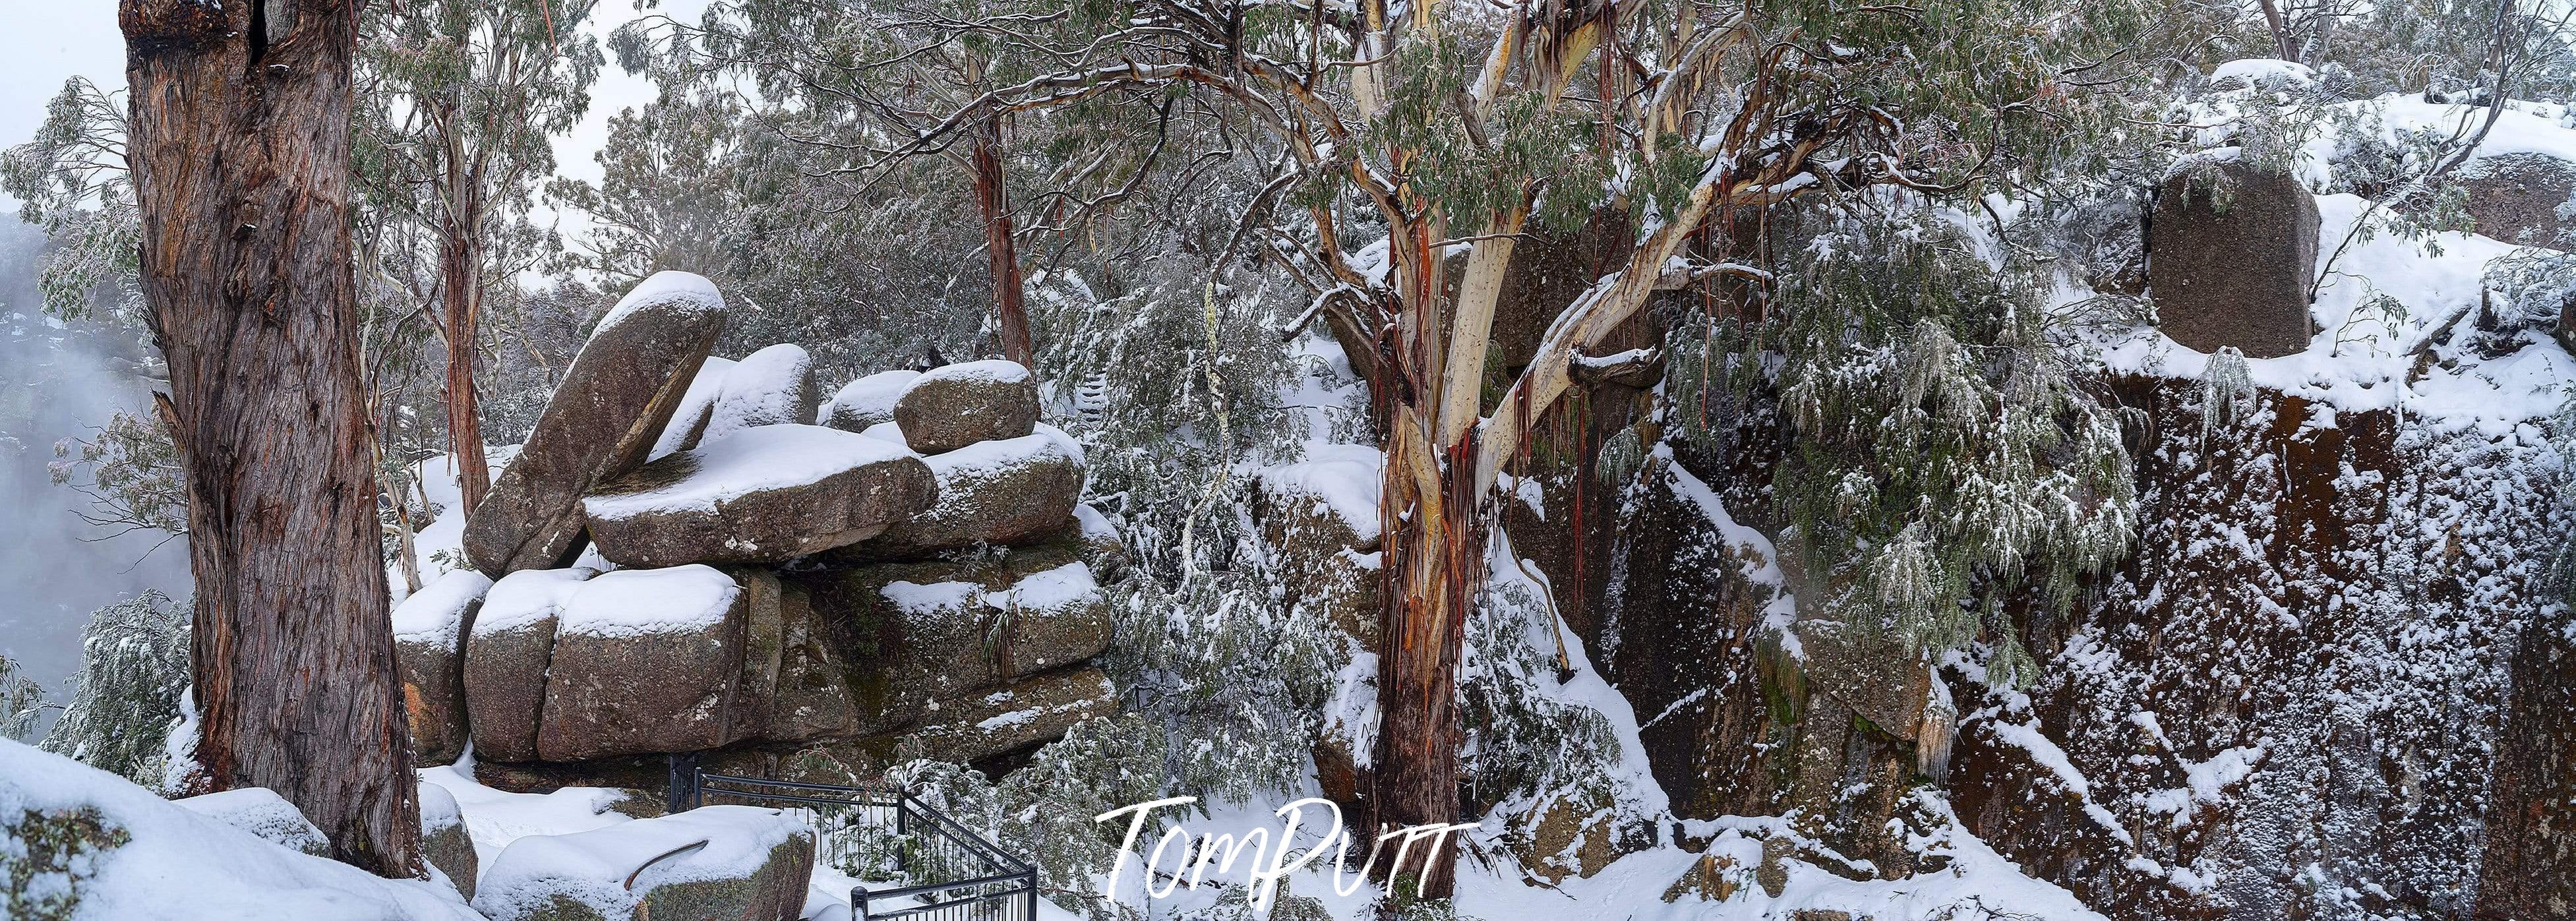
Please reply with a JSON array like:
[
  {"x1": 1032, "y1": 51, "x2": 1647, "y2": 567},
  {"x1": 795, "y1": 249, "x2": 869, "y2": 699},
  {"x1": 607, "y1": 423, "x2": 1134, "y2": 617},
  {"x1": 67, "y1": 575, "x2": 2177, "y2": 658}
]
[{"x1": 0, "y1": 220, "x2": 191, "y2": 710}]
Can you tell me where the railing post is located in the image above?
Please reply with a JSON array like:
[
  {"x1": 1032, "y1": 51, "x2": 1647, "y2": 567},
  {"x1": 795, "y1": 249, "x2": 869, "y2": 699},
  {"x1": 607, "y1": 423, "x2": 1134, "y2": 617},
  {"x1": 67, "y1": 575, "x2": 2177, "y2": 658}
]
[{"x1": 665, "y1": 751, "x2": 702, "y2": 814}]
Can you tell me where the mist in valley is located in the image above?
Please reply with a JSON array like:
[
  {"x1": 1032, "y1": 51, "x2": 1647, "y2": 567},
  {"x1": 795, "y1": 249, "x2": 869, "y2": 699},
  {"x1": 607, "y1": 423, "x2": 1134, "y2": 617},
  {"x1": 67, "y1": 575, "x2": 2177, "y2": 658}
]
[{"x1": 0, "y1": 218, "x2": 189, "y2": 711}]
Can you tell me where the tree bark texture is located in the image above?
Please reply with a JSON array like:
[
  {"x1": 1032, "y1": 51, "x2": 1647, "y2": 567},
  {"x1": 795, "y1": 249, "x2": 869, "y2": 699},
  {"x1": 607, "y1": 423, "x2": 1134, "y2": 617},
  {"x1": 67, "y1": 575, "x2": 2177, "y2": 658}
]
[
  {"x1": 439, "y1": 215, "x2": 491, "y2": 514},
  {"x1": 973, "y1": 113, "x2": 1035, "y2": 367},
  {"x1": 123, "y1": 0, "x2": 421, "y2": 876}
]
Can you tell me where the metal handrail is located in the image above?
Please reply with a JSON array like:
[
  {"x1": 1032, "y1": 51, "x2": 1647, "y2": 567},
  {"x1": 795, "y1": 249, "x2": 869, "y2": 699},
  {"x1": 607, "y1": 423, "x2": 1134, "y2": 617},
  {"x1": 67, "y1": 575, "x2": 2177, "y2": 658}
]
[
  {"x1": 674, "y1": 763, "x2": 1041, "y2": 921},
  {"x1": 624, "y1": 839, "x2": 710, "y2": 890}
]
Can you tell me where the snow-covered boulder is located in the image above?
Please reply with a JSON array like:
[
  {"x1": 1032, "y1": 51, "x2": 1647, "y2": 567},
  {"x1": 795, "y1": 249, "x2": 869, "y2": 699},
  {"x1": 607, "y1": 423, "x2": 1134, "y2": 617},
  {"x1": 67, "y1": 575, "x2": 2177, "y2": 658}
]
[
  {"x1": 171, "y1": 788, "x2": 330, "y2": 858},
  {"x1": 1252, "y1": 444, "x2": 1384, "y2": 648},
  {"x1": 392, "y1": 569, "x2": 493, "y2": 764},
  {"x1": 649, "y1": 355, "x2": 736, "y2": 460},
  {"x1": 0, "y1": 740, "x2": 483, "y2": 920},
  {"x1": 537, "y1": 566, "x2": 752, "y2": 761},
  {"x1": 732, "y1": 573, "x2": 865, "y2": 747},
  {"x1": 840, "y1": 425, "x2": 1084, "y2": 559},
  {"x1": 467, "y1": 566, "x2": 599, "y2": 762},
  {"x1": 868, "y1": 666, "x2": 1116, "y2": 765},
  {"x1": 2456, "y1": 150, "x2": 2576, "y2": 247},
  {"x1": 417, "y1": 781, "x2": 478, "y2": 901},
  {"x1": 704, "y1": 343, "x2": 819, "y2": 445},
  {"x1": 798, "y1": 541, "x2": 1114, "y2": 734},
  {"x1": 892, "y1": 359, "x2": 1039, "y2": 454},
  {"x1": 465, "y1": 272, "x2": 729, "y2": 576},
  {"x1": 2149, "y1": 157, "x2": 2320, "y2": 358},
  {"x1": 582, "y1": 425, "x2": 937, "y2": 568},
  {"x1": 472, "y1": 805, "x2": 814, "y2": 921},
  {"x1": 820, "y1": 369, "x2": 918, "y2": 434}
]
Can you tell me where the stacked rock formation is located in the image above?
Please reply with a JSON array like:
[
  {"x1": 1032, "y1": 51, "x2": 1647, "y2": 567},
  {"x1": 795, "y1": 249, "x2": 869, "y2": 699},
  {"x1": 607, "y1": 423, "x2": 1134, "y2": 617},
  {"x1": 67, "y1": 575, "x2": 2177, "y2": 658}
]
[{"x1": 394, "y1": 273, "x2": 1121, "y2": 792}]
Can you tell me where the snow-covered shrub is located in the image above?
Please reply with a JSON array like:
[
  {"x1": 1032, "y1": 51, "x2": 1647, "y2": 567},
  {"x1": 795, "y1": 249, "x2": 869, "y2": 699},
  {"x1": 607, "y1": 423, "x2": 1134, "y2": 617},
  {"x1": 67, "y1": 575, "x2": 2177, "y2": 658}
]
[
  {"x1": 40, "y1": 590, "x2": 190, "y2": 788},
  {"x1": 0, "y1": 656, "x2": 42, "y2": 742},
  {"x1": 1672, "y1": 211, "x2": 2138, "y2": 688}
]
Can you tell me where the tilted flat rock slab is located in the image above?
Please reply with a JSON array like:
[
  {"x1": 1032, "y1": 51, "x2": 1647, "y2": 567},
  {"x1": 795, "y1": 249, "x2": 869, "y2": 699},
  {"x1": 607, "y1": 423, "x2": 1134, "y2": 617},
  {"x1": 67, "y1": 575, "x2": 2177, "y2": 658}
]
[
  {"x1": 391, "y1": 569, "x2": 494, "y2": 764},
  {"x1": 537, "y1": 565, "x2": 751, "y2": 761},
  {"x1": 582, "y1": 425, "x2": 936, "y2": 568},
  {"x1": 465, "y1": 272, "x2": 729, "y2": 576},
  {"x1": 893, "y1": 359, "x2": 1039, "y2": 454}
]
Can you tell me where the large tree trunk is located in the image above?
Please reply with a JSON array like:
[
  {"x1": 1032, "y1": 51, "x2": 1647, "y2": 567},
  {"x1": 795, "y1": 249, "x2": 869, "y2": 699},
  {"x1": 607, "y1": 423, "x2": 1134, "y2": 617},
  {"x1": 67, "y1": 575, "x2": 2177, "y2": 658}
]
[
  {"x1": 439, "y1": 222, "x2": 491, "y2": 513},
  {"x1": 1368, "y1": 421, "x2": 1483, "y2": 900},
  {"x1": 972, "y1": 113, "x2": 1034, "y2": 367},
  {"x1": 123, "y1": 0, "x2": 421, "y2": 877}
]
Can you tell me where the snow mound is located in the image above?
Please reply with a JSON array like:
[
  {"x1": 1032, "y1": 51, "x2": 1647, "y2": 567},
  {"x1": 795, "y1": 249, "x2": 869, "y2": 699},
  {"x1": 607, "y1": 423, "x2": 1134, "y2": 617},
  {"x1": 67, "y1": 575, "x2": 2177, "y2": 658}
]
[
  {"x1": 473, "y1": 566, "x2": 600, "y2": 636},
  {"x1": 882, "y1": 579, "x2": 979, "y2": 617},
  {"x1": 921, "y1": 428, "x2": 1081, "y2": 485},
  {"x1": 704, "y1": 343, "x2": 815, "y2": 443},
  {"x1": 557, "y1": 565, "x2": 741, "y2": 639},
  {"x1": 857, "y1": 420, "x2": 907, "y2": 445},
  {"x1": 993, "y1": 561, "x2": 1101, "y2": 612},
  {"x1": 2208, "y1": 57, "x2": 2312, "y2": 89},
  {"x1": 584, "y1": 425, "x2": 919, "y2": 522},
  {"x1": 1254, "y1": 443, "x2": 1384, "y2": 543},
  {"x1": 171, "y1": 787, "x2": 330, "y2": 857},
  {"x1": 1072, "y1": 503, "x2": 1119, "y2": 543},
  {"x1": 650, "y1": 356, "x2": 736, "y2": 460},
  {"x1": 391, "y1": 569, "x2": 493, "y2": 649},
  {"x1": 418, "y1": 765, "x2": 640, "y2": 871},
  {"x1": 471, "y1": 806, "x2": 808, "y2": 921},
  {"x1": 0, "y1": 740, "x2": 483, "y2": 920}
]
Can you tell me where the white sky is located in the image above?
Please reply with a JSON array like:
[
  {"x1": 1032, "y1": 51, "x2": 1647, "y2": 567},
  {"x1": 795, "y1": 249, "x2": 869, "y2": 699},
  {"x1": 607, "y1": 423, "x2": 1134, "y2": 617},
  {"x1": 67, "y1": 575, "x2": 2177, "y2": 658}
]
[{"x1": 0, "y1": 0, "x2": 705, "y2": 231}]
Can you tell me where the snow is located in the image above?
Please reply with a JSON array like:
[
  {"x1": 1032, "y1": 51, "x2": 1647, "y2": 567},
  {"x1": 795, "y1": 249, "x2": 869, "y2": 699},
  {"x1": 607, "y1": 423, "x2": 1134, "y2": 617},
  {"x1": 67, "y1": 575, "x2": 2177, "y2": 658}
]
[
  {"x1": 556, "y1": 564, "x2": 741, "y2": 639},
  {"x1": 0, "y1": 739, "x2": 483, "y2": 920},
  {"x1": 704, "y1": 343, "x2": 816, "y2": 443},
  {"x1": 2208, "y1": 57, "x2": 2313, "y2": 89},
  {"x1": 584, "y1": 424, "x2": 919, "y2": 522},
  {"x1": 471, "y1": 805, "x2": 810, "y2": 921},
  {"x1": 911, "y1": 357, "x2": 1031, "y2": 386},
  {"x1": 914, "y1": 429, "x2": 1084, "y2": 512},
  {"x1": 882, "y1": 579, "x2": 978, "y2": 616},
  {"x1": 993, "y1": 561, "x2": 1102, "y2": 612},
  {"x1": 419, "y1": 765, "x2": 640, "y2": 872},
  {"x1": 1253, "y1": 444, "x2": 1385, "y2": 543},
  {"x1": 171, "y1": 787, "x2": 330, "y2": 856},
  {"x1": 390, "y1": 569, "x2": 493, "y2": 649},
  {"x1": 856, "y1": 420, "x2": 907, "y2": 445},
  {"x1": 589, "y1": 271, "x2": 727, "y2": 345},
  {"x1": 823, "y1": 369, "x2": 919, "y2": 426},
  {"x1": 1072, "y1": 503, "x2": 1120, "y2": 543},
  {"x1": 650, "y1": 355, "x2": 736, "y2": 460},
  {"x1": 473, "y1": 566, "x2": 599, "y2": 636}
]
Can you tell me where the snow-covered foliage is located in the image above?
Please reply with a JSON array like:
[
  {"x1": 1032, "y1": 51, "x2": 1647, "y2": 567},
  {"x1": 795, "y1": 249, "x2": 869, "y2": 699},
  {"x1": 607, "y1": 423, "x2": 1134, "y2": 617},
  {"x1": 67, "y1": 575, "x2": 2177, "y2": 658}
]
[{"x1": 37, "y1": 590, "x2": 189, "y2": 790}]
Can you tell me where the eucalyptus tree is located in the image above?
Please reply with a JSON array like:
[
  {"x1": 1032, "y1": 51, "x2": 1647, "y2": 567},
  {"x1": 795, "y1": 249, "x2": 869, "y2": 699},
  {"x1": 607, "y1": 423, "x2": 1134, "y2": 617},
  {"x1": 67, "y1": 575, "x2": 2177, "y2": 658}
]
[
  {"x1": 121, "y1": 0, "x2": 419, "y2": 874},
  {"x1": 785, "y1": 0, "x2": 2170, "y2": 894},
  {"x1": 1, "y1": 76, "x2": 141, "y2": 329},
  {"x1": 355, "y1": 0, "x2": 604, "y2": 514}
]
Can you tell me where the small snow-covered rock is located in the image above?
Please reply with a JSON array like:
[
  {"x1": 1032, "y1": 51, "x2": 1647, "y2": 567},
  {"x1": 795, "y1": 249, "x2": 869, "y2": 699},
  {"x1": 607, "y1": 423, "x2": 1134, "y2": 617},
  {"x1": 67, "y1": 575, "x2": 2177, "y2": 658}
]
[
  {"x1": 2456, "y1": 151, "x2": 2576, "y2": 247},
  {"x1": 467, "y1": 567, "x2": 599, "y2": 762},
  {"x1": 822, "y1": 369, "x2": 919, "y2": 433},
  {"x1": 537, "y1": 566, "x2": 752, "y2": 761},
  {"x1": 417, "y1": 781, "x2": 479, "y2": 901},
  {"x1": 582, "y1": 425, "x2": 938, "y2": 568},
  {"x1": 466, "y1": 272, "x2": 729, "y2": 576},
  {"x1": 892, "y1": 359, "x2": 1039, "y2": 454},
  {"x1": 649, "y1": 355, "x2": 736, "y2": 460},
  {"x1": 392, "y1": 569, "x2": 493, "y2": 764},
  {"x1": 703, "y1": 343, "x2": 818, "y2": 444},
  {"x1": 843, "y1": 425, "x2": 1084, "y2": 558},
  {"x1": 171, "y1": 788, "x2": 331, "y2": 858},
  {"x1": 472, "y1": 805, "x2": 814, "y2": 921}
]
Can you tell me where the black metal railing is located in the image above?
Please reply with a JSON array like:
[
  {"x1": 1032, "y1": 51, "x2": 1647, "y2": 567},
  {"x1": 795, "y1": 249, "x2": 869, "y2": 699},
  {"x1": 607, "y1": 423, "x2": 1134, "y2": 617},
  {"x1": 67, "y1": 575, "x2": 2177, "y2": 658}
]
[{"x1": 669, "y1": 758, "x2": 1040, "y2": 920}]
